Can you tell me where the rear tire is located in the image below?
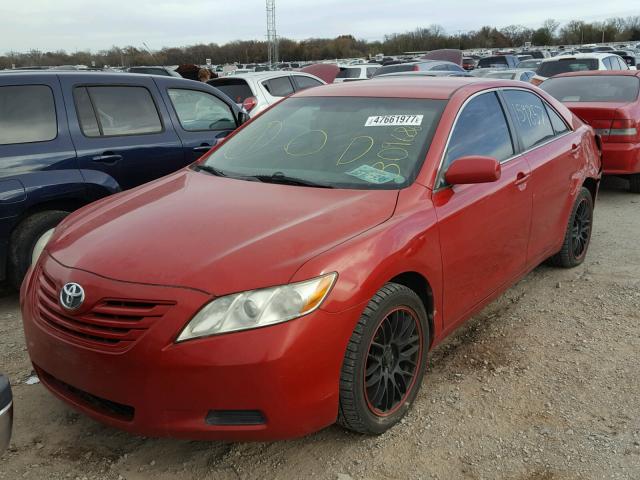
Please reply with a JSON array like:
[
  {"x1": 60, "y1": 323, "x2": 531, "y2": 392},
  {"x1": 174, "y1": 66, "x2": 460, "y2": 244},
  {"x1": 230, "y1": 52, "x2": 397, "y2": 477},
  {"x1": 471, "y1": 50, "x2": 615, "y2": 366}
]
[
  {"x1": 629, "y1": 174, "x2": 640, "y2": 194},
  {"x1": 338, "y1": 283, "x2": 429, "y2": 435},
  {"x1": 8, "y1": 211, "x2": 69, "y2": 290},
  {"x1": 548, "y1": 187, "x2": 593, "y2": 268}
]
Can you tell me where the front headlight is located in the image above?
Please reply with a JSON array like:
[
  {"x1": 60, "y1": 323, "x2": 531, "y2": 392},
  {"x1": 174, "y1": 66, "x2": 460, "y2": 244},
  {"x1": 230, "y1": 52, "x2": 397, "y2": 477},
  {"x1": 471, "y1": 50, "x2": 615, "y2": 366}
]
[{"x1": 176, "y1": 272, "x2": 337, "y2": 342}]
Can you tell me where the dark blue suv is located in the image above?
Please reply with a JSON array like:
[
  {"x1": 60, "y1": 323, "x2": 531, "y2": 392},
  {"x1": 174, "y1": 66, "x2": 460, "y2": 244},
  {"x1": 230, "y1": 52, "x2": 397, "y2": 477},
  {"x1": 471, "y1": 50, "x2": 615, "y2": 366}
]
[{"x1": 0, "y1": 71, "x2": 245, "y2": 289}]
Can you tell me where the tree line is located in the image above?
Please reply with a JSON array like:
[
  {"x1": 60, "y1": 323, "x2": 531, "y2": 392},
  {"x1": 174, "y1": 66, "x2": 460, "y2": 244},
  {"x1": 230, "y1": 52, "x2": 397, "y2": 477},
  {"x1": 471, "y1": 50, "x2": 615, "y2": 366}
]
[{"x1": 2, "y1": 16, "x2": 639, "y2": 69}]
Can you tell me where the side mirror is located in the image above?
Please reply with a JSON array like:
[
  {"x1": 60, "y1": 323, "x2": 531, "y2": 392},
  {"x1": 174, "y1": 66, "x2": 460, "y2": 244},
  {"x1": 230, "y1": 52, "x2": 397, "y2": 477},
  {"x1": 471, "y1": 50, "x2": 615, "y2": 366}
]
[
  {"x1": 0, "y1": 375, "x2": 13, "y2": 453},
  {"x1": 444, "y1": 156, "x2": 501, "y2": 185},
  {"x1": 237, "y1": 110, "x2": 250, "y2": 126}
]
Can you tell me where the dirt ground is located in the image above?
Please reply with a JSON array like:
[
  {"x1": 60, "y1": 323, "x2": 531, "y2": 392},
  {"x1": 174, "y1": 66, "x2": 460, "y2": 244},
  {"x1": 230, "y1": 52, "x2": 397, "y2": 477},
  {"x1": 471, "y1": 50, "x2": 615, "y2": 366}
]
[{"x1": 0, "y1": 177, "x2": 638, "y2": 480}]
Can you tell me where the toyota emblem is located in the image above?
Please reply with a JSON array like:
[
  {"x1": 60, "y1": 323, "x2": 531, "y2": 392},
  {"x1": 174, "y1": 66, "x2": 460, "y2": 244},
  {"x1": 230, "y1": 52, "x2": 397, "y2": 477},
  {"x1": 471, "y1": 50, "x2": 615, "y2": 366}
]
[{"x1": 59, "y1": 283, "x2": 85, "y2": 311}]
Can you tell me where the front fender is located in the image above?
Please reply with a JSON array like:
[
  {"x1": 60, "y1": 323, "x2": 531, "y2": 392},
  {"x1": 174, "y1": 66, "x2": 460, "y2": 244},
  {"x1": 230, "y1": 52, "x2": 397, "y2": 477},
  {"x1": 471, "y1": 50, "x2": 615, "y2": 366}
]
[{"x1": 290, "y1": 184, "x2": 444, "y2": 333}]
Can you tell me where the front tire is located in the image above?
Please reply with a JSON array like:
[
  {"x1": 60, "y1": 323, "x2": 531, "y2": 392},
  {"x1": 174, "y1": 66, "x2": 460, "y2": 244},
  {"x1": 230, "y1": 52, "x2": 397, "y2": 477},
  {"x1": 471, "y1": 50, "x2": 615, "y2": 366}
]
[
  {"x1": 548, "y1": 187, "x2": 593, "y2": 268},
  {"x1": 338, "y1": 283, "x2": 429, "y2": 435},
  {"x1": 8, "y1": 210, "x2": 69, "y2": 290},
  {"x1": 629, "y1": 174, "x2": 640, "y2": 194}
]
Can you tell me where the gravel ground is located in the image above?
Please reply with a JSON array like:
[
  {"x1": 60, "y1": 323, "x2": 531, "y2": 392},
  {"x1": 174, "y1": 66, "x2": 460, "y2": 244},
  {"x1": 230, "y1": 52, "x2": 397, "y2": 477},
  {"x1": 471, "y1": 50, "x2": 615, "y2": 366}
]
[{"x1": 0, "y1": 177, "x2": 638, "y2": 480}]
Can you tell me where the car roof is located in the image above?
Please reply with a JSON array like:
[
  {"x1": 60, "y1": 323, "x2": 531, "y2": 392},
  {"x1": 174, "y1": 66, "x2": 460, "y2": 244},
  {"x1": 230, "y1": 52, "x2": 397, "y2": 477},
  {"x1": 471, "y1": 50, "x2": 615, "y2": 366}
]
[
  {"x1": 543, "y1": 52, "x2": 618, "y2": 62},
  {"x1": 222, "y1": 71, "x2": 316, "y2": 80},
  {"x1": 486, "y1": 69, "x2": 535, "y2": 73},
  {"x1": 550, "y1": 70, "x2": 640, "y2": 79},
  {"x1": 294, "y1": 76, "x2": 524, "y2": 100},
  {"x1": 0, "y1": 70, "x2": 163, "y2": 79}
]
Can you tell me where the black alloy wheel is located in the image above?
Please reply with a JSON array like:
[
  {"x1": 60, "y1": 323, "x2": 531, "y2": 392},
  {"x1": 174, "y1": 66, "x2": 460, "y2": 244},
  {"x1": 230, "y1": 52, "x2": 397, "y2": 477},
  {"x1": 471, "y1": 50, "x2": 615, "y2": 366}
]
[
  {"x1": 338, "y1": 282, "x2": 429, "y2": 435},
  {"x1": 364, "y1": 307, "x2": 422, "y2": 416}
]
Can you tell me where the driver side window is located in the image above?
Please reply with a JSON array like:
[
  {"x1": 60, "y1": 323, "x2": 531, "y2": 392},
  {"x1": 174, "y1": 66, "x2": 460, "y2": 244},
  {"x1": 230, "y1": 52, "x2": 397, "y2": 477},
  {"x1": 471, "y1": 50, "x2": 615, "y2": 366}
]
[
  {"x1": 168, "y1": 89, "x2": 236, "y2": 132},
  {"x1": 439, "y1": 92, "x2": 514, "y2": 187}
]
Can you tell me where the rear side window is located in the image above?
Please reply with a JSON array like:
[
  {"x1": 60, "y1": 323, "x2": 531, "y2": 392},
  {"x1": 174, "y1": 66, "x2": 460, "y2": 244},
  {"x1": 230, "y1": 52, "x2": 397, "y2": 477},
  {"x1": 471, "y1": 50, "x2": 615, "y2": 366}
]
[
  {"x1": 545, "y1": 105, "x2": 570, "y2": 135},
  {"x1": 366, "y1": 67, "x2": 379, "y2": 78},
  {"x1": 168, "y1": 89, "x2": 236, "y2": 131},
  {"x1": 503, "y1": 90, "x2": 555, "y2": 150},
  {"x1": 0, "y1": 85, "x2": 57, "y2": 145},
  {"x1": 207, "y1": 78, "x2": 253, "y2": 103},
  {"x1": 292, "y1": 75, "x2": 323, "y2": 91},
  {"x1": 263, "y1": 76, "x2": 294, "y2": 97},
  {"x1": 540, "y1": 76, "x2": 640, "y2": 102},
  {"x1": 74, "y1": 86, "x2": 162, "y2": 137},
  {"x1": 538, "y1": 58, "x2": 599, "y2": 77},
  {"x1": 442, "y1": 92, "x2": 514, "y2": 177}
]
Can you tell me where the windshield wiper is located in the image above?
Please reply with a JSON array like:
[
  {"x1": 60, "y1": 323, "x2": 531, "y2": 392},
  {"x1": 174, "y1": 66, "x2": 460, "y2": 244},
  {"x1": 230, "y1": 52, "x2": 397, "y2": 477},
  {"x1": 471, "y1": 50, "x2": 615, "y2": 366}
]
[
  {"x1": 195, "y1": 164, "x2": 227, "y2": 177},
  {"x1": 251, "y1": 172, "x2": 334, "y2": 188}
]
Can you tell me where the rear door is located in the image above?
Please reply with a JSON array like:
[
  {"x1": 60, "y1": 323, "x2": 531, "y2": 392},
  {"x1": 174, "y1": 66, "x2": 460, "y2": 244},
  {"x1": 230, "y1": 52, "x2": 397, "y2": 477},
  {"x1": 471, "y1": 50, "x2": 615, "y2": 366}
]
[
  {"x1": 501, "y1": 89, "x2": 581, "y2": 263},
  {"x1": 156, "y1": 78, "x2": 239, "y2": 162},
  {"x1": 0, "y1": 75, "x2": 77, "y2": 183},
  {"x1": 433, "y1": 91, "x2": 532, "y2": 328},
  {"x1": 59, "y1": 75, "x2": 184, "y2": 190}
]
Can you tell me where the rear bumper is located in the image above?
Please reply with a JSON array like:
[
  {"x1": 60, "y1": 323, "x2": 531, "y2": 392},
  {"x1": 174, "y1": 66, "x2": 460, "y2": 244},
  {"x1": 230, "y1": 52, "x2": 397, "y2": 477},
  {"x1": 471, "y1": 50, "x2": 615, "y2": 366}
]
[
  {"x1": 602, "y1": 142, "x2": 640, "y2": 175},
  {"x1": 21, "y1": 255, "x2": 363, "y2": 441}
]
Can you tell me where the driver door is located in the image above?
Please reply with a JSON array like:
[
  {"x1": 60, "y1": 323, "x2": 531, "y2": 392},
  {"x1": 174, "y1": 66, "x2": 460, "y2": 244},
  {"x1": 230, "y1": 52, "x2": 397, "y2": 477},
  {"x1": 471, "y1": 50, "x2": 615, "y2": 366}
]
[{"x1": 156, "y1": 79, "x2": 239, "y2": 162}]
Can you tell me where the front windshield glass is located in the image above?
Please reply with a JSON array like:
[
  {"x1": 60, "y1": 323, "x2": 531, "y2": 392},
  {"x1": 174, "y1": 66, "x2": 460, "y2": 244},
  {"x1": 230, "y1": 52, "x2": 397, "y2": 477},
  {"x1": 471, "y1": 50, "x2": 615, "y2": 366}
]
[{"x1": 202, "y1": 97, "x2": 446, "y2": 189}]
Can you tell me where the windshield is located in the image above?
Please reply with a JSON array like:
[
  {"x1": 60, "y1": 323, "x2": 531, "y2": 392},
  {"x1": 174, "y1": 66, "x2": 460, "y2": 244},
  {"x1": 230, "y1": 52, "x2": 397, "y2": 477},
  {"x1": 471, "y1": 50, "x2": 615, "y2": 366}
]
[
  {"x1": 208, "y1": 78, "x2": 253, "y2": 103},
  {"x1": 202, "y1": 97, "x2": 446, "y2": 189},
  {"x1": 538, "y1": 58, "x2": 599, "y2": 77},
  {"x1": 478, "y1": 57, "x2": 508, "y2": 68},
  {"x1": 336, "y1": 68, "x2": 361, "y2": 79},
  {"x1": 541, "y1": 76, "x2": 640, "y2": 102}
]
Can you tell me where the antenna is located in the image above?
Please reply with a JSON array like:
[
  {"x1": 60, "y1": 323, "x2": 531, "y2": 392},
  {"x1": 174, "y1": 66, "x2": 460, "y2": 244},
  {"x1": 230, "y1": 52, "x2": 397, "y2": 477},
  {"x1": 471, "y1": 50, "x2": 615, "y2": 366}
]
[
  {"x1": 142, "y1": 42, "x2": 163, "y2": 66},
  {"x1": 266, "y1": 0, "x2": 278, "y2": 66}
]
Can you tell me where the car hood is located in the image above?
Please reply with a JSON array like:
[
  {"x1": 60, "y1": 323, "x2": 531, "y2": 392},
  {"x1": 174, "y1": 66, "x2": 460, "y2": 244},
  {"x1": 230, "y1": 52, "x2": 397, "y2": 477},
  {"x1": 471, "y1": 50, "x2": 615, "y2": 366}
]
[{"x1": 48, "y1": 169, "x2": 399, "y2": 296}]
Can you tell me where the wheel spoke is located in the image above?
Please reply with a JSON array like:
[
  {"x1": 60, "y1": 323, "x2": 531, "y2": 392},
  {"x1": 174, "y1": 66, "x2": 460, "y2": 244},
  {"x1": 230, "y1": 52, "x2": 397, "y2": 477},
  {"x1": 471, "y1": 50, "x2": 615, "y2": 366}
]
[{"x1": 363, "y1": 306, "x2": 423, "y2": 416}]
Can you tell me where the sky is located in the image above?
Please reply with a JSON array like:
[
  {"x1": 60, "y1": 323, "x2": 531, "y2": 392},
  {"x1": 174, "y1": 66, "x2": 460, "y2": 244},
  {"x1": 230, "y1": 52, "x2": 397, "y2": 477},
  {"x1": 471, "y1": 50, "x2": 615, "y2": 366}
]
[{"x1": 1, "y1": 0, "x2": 638, "y2": 53}]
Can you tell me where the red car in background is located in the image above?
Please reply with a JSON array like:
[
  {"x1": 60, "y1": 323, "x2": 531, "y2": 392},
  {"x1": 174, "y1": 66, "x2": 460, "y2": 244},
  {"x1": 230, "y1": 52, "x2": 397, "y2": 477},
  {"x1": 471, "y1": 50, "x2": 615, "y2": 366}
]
[
  {"x1": 541, "y1": 70, "x2": 640, "y2": 192},
  {"x1": 21, "y1": 78, "x2": 600, "y2": 441}
]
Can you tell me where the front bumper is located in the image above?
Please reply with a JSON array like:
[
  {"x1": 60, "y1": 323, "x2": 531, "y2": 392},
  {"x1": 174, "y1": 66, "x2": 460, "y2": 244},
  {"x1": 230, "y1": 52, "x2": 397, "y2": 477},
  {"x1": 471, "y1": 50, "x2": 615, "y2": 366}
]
[
  {"x1": 0, "y1": 376, "x2": 13, "y2": 453},
  {"x1": 602, "y1": 142, "x2": 640, "y2": 175},
  {"x1": 21, "y1": 255, "x2": 363, "y2": 441}
]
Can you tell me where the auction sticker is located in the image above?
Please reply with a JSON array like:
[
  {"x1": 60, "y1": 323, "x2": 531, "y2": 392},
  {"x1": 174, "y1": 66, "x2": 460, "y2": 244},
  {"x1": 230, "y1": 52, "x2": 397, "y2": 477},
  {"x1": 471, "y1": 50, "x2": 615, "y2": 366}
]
[
  {"x1": 346, "y1": 164, "x2": 404, "y2": 184},
  {"x1": 365, "y1": 114, "x2": 423, "y2": 127}
]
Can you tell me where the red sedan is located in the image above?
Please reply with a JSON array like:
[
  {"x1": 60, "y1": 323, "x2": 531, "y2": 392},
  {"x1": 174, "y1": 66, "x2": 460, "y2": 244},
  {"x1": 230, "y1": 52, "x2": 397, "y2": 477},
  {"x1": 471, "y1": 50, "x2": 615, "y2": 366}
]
[
  {"x1": 21, "y1": 77, "x2": 601, "y2": 441},
  {"x1": 541, "y1": 70, "x2": 640, "y2": 192}
]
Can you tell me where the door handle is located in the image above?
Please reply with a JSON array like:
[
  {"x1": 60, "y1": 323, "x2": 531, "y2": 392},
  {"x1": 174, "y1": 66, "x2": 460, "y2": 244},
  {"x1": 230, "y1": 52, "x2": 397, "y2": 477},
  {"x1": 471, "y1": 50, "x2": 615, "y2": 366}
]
[
  {"x1": 571, "y1": 143, "x2": 581, "y2": 152},
  {"x1": 192, "y1": 145, "x2": 212, "y2": 152},
  {"x1": 91, "y1": 153, "x2": 123, "y2": 164},
  {"x1": 514, "y1": 171, "x2": 531, "y2": 185}
]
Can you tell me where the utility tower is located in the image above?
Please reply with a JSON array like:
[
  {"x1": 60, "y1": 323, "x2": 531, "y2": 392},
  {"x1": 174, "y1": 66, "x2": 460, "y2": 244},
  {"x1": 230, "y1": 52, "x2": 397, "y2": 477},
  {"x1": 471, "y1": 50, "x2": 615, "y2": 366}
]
[{"x1": 266, "y1": 0, "x2": 278, "y2": 65}]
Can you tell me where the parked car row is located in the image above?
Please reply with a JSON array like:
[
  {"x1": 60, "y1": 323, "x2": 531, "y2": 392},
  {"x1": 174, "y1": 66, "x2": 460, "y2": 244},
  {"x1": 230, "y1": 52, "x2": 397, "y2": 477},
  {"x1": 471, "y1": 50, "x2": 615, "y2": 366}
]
[
  {"x1": 16, "y1": 73, "x2": 605, "y2": 442},
  {"x1": 3, "y1": 49, "x2": 639, "y2": 443}
]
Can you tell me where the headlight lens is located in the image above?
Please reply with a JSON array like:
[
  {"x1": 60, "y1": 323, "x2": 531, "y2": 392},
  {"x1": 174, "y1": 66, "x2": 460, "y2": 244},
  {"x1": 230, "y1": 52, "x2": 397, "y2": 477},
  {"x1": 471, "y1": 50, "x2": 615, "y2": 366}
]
[
  {"x1": 176, "y1": 273, "x2": 337, "y2": 342},
  {"x1": 31, "y1": 228, "x2": 55, "y2": 265}
]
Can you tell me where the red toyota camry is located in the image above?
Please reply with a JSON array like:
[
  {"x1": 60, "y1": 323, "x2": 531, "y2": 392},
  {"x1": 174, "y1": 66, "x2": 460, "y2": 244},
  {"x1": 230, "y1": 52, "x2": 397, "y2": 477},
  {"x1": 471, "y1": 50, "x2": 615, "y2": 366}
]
[
  {"x1": 21, "y1": 77, "x2": 601, "y2": 441},
  {"x1": 541, "y1": 70, "x2": 640, "y2": 192}
]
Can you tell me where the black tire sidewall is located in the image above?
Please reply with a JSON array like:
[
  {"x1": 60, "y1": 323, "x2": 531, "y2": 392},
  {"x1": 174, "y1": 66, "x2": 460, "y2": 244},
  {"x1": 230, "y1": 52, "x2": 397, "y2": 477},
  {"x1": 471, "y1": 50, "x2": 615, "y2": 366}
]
[
  {"x1": 567, "y1": 188, "x2": 594, "y2": 265},
  {"x1": 8, "y1": 211, "x2": 69, "y2": 290},
  {"x1": 350, "y1": 286, "x2": 429, "y2": 434}
]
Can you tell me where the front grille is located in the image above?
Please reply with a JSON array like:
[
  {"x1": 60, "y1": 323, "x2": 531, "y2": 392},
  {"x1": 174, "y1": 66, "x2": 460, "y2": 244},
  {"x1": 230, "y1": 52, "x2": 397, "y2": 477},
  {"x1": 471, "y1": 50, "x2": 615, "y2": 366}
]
[
  {"x1": 35, "y1": 269, "x2": 174, "y2": 352},
  {"x1": 36, "y1": 366, "x2": 135, "y2": 422}
]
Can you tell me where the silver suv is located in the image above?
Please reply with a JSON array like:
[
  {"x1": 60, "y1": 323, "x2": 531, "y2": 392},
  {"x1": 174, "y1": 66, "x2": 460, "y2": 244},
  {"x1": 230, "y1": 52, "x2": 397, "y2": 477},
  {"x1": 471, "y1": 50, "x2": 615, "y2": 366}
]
[{"x1": 208, "y1": 71, "x2": 325, "y2": 117}]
